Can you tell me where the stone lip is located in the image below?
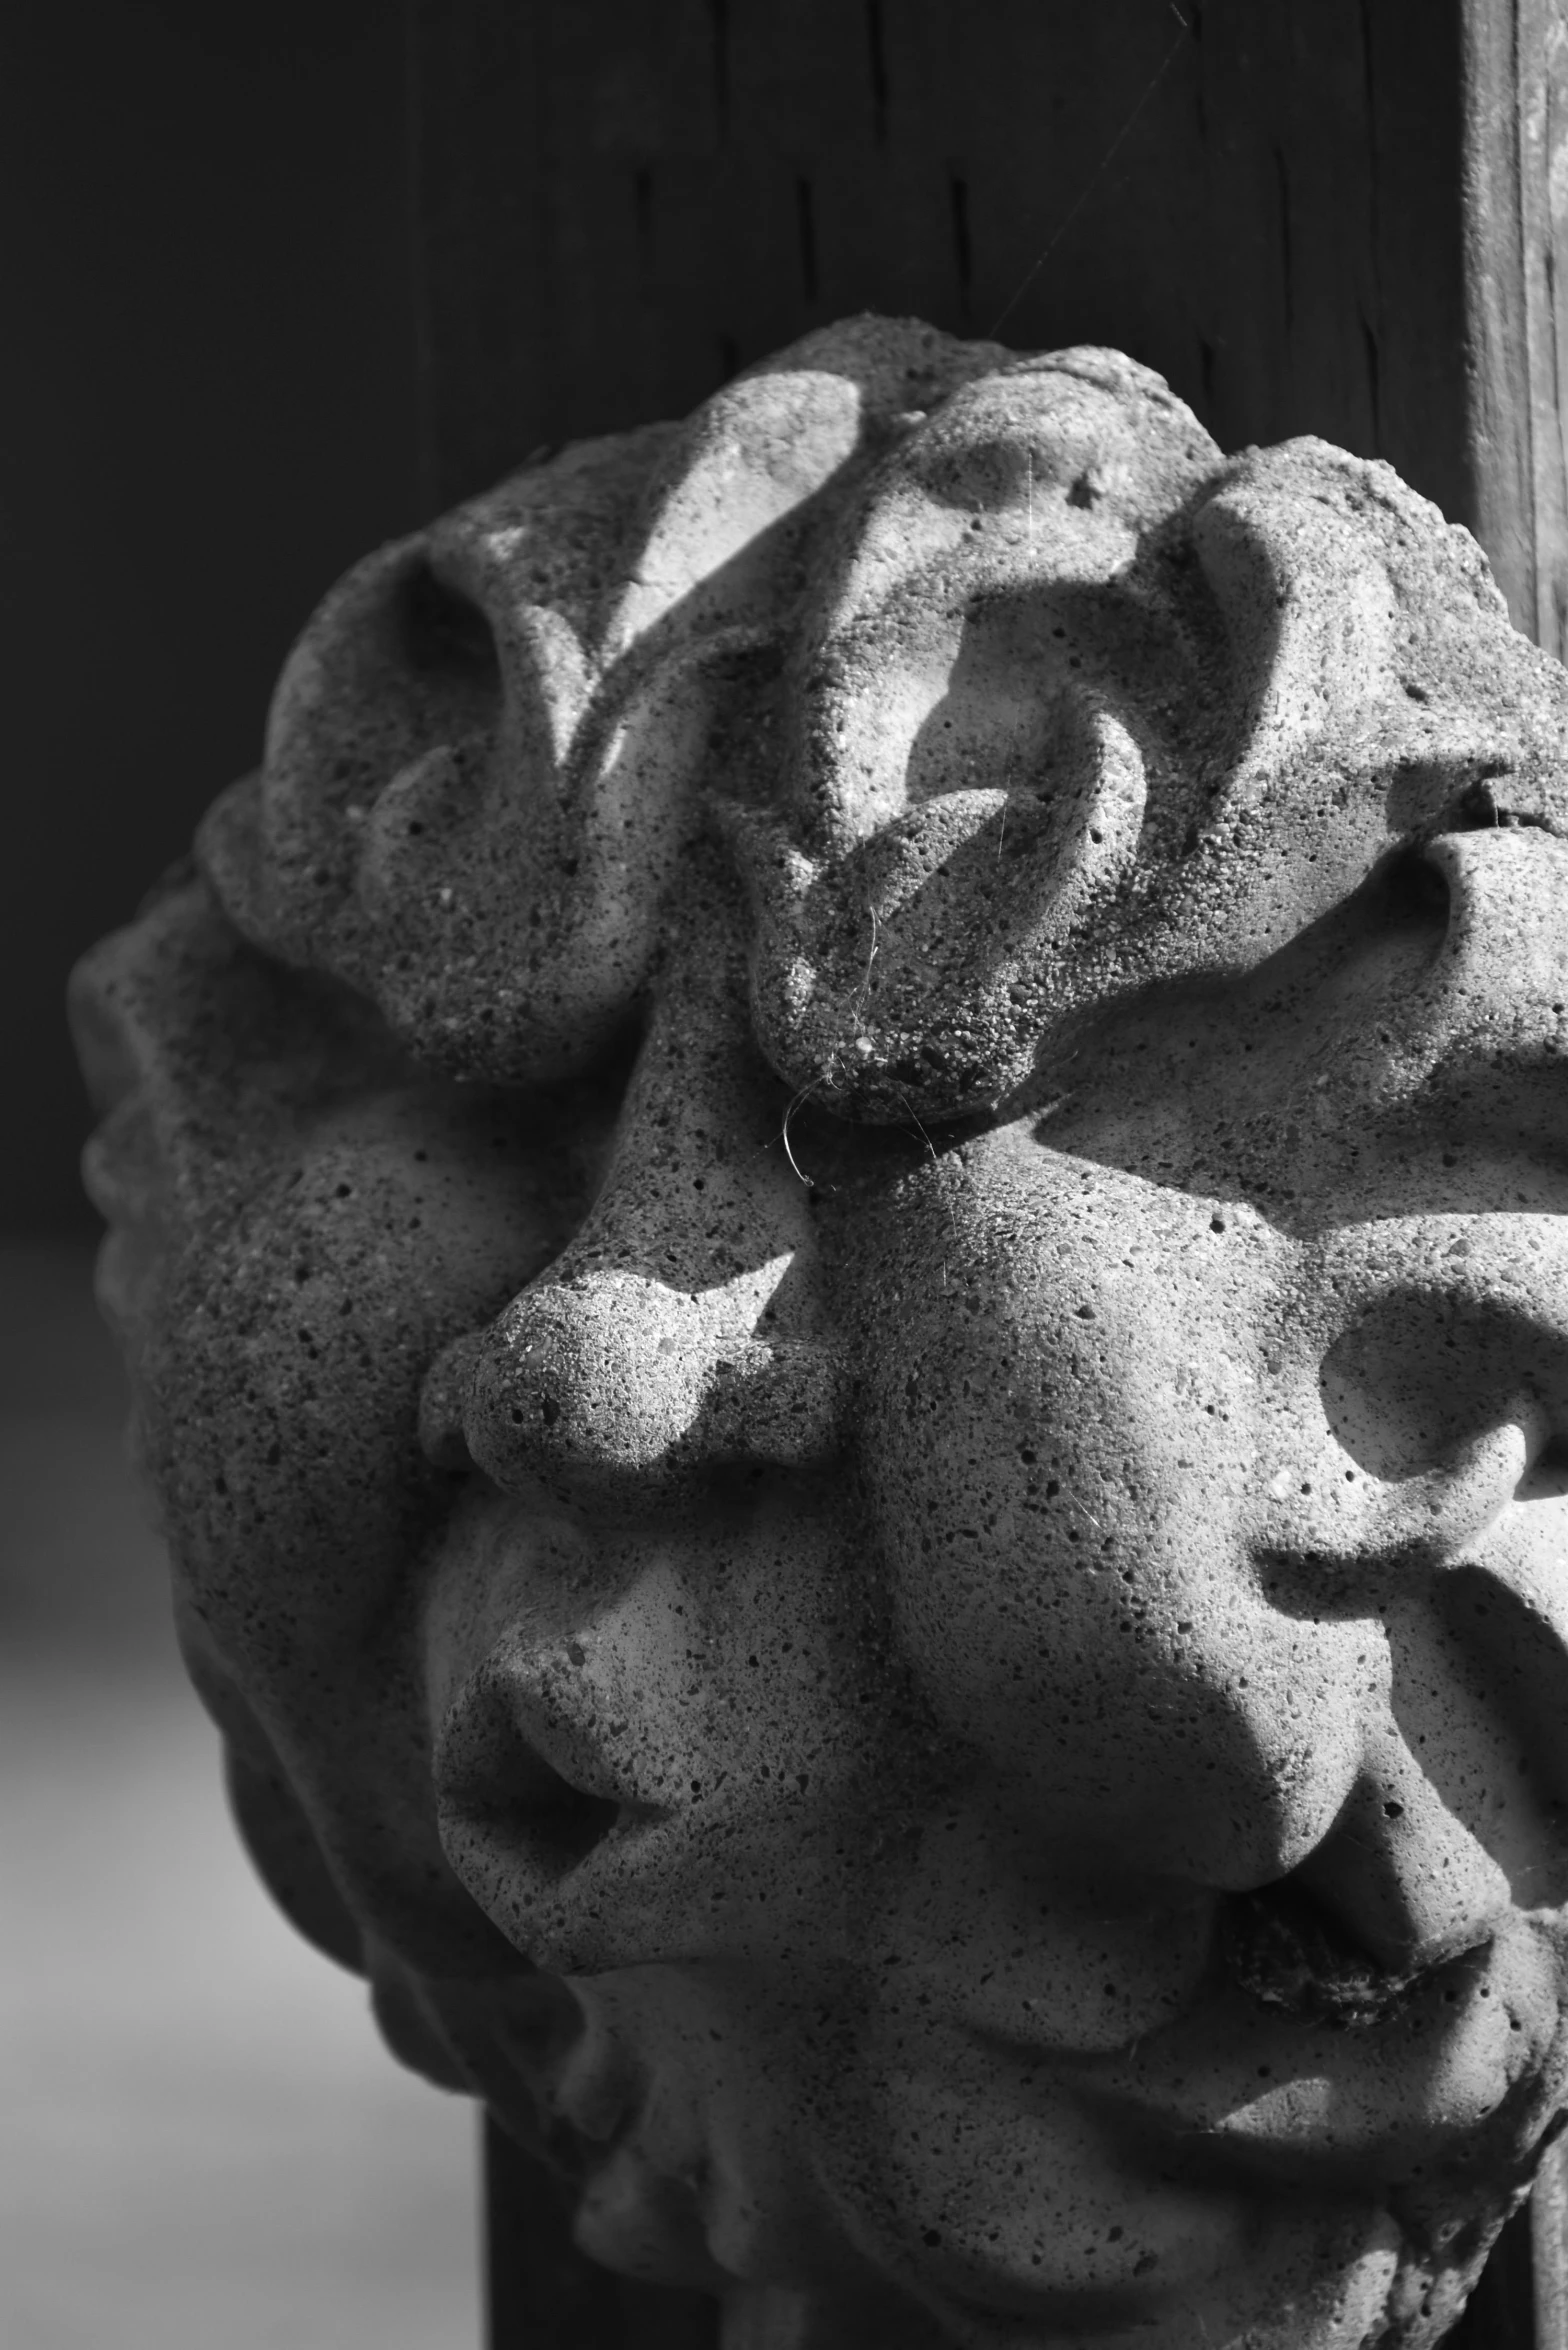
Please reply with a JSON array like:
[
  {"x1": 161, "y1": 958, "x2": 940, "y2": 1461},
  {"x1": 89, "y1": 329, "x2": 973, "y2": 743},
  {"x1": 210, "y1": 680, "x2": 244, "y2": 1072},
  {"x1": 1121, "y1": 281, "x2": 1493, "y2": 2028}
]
[
  {"x1": 68, "y1": 316, "x2": 1568, "y2": 2346},
  {"x1": 1221, "y1": 1872, "x2": 1482, "y2": 2031}
]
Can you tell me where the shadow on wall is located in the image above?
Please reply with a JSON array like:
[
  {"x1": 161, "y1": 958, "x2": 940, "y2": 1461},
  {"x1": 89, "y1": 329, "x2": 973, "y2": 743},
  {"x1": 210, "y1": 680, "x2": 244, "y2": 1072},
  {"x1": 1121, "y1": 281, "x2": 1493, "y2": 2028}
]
[
  {"x1": 0, "y1": 1240, "x2": 478, "y2": 2349},
  {"x1": 0, "y1": 0, "x2": 421, "y2": 1236}
]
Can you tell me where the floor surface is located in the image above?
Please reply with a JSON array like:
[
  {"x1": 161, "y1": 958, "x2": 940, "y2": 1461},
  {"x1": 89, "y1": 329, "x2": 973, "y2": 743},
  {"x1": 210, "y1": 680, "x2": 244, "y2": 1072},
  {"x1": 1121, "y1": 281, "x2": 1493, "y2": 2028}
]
[{"x1": 1, "y1": 1241, "x2": 479, "y2": 2349}]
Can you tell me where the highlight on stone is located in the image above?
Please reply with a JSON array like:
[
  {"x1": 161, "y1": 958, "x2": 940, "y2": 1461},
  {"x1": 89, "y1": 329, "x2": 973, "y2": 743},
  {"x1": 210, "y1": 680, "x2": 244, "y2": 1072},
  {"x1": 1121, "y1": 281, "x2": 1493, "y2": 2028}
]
[{"x1": 71, "y1": 315, "x2": 1568, "y2": 2346}]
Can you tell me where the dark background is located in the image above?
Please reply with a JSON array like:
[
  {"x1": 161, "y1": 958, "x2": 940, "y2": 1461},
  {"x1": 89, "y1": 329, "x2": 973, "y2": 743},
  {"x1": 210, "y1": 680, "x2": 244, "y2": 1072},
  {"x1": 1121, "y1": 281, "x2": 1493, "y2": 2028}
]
[
  {"x1": 1, "y1": 0, "x2": 419, "y2": 1234},
  {"x1": 5, "y1": 0, "x2": 1478, "y2": 1240}
]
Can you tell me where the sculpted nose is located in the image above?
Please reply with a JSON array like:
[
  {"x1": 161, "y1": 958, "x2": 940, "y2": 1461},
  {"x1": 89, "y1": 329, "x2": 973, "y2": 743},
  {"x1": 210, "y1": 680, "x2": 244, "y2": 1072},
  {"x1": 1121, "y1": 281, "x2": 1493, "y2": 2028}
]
[
  {"x1": 421, "y1": 940, "x2": 846, "y2": 1508},
  {"x1": 455, "y1": 1266, "x2": 842, "y2": 1500},
  {"x1": 1414, "y1": 820, "x2": 1568, "y2": 1066}
]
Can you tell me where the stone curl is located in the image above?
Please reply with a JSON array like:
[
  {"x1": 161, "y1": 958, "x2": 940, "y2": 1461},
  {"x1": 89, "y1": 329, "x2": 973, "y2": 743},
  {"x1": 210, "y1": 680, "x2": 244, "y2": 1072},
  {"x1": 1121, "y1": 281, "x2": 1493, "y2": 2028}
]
[{"x1": 200, "y1": 316, "x2": 1567, "y2": 1127}]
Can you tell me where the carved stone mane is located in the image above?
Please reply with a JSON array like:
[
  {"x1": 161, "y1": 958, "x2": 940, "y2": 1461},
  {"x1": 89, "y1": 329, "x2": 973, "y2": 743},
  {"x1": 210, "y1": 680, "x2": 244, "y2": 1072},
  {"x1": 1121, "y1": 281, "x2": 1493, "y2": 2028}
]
[{"x1": 74, "y1": 318, "x2": 1568, "y2": 2346}]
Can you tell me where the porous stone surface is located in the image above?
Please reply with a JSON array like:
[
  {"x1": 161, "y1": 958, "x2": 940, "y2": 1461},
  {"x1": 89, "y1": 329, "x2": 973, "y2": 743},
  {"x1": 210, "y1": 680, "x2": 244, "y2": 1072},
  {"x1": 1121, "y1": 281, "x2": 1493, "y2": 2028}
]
[{"x1": 71, "y1": 315, "x2": 1568, "y2": 2346}]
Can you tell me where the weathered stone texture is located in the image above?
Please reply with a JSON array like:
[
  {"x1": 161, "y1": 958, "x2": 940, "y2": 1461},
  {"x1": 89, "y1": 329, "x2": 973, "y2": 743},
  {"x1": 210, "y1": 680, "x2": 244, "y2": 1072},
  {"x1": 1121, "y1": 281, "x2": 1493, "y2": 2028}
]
[{"x1": 72, "y1": 318, "x2": 1568, "y2": 2346}]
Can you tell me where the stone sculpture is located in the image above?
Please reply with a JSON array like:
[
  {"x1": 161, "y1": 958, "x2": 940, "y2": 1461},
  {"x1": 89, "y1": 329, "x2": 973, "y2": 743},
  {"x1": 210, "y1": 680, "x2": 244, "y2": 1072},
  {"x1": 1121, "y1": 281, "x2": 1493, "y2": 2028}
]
[{"x1": 71, "y1": 315, "x2": 1568, "y2": 2345}]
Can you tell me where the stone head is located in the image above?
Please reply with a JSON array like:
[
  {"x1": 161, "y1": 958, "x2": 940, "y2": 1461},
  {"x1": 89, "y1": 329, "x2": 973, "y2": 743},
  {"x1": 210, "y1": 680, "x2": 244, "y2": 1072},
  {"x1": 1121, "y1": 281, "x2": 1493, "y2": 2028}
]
[{"x1": 72, "y1": 316, "x2": 1568, "y2": 2345}]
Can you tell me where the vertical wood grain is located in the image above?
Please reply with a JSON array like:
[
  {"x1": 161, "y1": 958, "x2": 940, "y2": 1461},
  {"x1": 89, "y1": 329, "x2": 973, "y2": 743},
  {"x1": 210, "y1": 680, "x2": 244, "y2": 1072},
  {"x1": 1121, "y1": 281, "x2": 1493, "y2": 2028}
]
[
  {"x1": 1445, "y1": 2199, "x2": 1538, "y2": 2346},
  {"x1": 1532, "y1": 2133, "x2": 1568, "y2": 2350},
  {"x1": 410, "y1": 0, "x2": 1469, "y2": 528},
  {"x1": 1462, "y1": 0, "x2": 1568, "y2": 648}
]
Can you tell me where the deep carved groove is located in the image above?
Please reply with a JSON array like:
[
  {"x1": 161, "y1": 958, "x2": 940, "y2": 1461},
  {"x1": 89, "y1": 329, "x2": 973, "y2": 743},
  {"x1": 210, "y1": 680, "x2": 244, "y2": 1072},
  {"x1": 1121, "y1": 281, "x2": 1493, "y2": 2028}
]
[{"x1": 400, "y1": 560, "x2": 500, "y2": 684}]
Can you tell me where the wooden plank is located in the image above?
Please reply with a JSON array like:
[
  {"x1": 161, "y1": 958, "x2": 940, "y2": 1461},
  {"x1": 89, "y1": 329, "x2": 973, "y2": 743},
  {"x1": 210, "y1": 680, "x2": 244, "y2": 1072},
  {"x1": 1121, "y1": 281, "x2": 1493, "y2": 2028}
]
[
  {"x1": 1535, "y1": 2134, "x2": 1568, "y2": 2350},
  {"x1": 410, "y1": 0, "x2": 1470, "y2": 528},
  {"x1": 1461, "y1": 0, "x2": 1568, "y2": 647},
  {"x1": 1446, "y1": 2199, "x2": 1538, "y2": 2346}
]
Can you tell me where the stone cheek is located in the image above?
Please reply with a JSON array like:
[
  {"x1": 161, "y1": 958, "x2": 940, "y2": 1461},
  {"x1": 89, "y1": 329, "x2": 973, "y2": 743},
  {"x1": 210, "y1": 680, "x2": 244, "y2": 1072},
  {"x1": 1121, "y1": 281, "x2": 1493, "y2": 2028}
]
[
  {"x1": 73, "y1": 871, "x2": 615, "y2": 1983},
  {"x1": 68, "y1": 315, "x2": 1568, "y2": 2346},
  {"x1": 855, "y1": 1144, "x2": 1347, "y2": 1886}
]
